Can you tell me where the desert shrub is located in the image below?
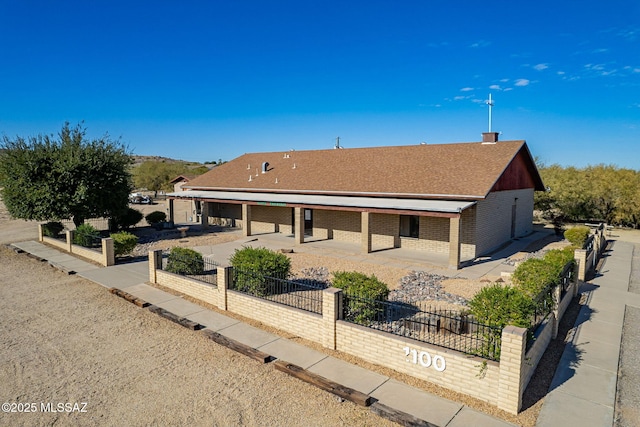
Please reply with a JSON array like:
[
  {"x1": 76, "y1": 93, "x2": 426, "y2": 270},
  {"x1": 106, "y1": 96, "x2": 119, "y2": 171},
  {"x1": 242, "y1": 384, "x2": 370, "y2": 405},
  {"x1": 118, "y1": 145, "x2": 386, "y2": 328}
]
[
  {"x1": 166, "y1": 247, "x2": 204, "y2": 275},
  {"x1": 332, "y1": 271, "x2": 389, "y2": 325},
  {"x1": 42, "y1": 221, "x2": 64, "y2": 237},
  {"x1": 145, "y1": 211, "x2": 166, "y2": 226},
  {"x1": 230, "y1": 247, "x2": 291, "y2": 296},
  {"x1": 73, "y1": 223, "x2": 100, "y2": 247},
  {"x1": 564, "y1": 225, "x2": 591, "y2": 248},
  {"x1": 512, "y1": 258, "x2": 558, "y2": 298},
  {"x1": 468, "y1": 284, "x2": 536, "y2": 359},
  {"x1": 112, "y1": 208, "x2": 144, "y2": 230},
  {"x1": 110, "y1": 231, "x2": 138, "y2": 256}
]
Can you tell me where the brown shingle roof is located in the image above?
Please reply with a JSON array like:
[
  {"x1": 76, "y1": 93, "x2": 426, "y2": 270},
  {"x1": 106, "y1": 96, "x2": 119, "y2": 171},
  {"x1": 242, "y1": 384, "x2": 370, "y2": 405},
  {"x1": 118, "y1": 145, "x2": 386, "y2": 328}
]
[{"x1": 185, "y1": 141, "x2": 542, "y2": 199}]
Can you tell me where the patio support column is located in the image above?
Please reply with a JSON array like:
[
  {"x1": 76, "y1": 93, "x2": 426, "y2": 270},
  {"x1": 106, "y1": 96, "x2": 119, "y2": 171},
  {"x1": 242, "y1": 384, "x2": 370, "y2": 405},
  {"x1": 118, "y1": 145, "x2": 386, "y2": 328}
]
[
  {"x1": 448, "y1": 215, "x2": 461, "y2": 270},
  {"x1": 168, "y1": 198, "x2": 175, "y2": 223},
  {"x1": 201, "y1": 201, "x2": 209, "y2": 228},
  {"x1": 294, "y1": 207, "x2": 304, "y2": 244},
  {"x1": 242, "y1": 204, "x2": 252, "y2": 237},
  {"x1": 361, "y1": 211, "x2": 372, "y2": 254}
]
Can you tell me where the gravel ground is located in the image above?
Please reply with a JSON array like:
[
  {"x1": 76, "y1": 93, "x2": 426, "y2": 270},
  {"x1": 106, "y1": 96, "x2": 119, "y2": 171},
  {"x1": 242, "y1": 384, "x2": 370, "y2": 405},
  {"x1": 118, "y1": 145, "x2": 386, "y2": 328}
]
[{"x1": 0, "y1": 247, "x2": 395, "y2": 427}]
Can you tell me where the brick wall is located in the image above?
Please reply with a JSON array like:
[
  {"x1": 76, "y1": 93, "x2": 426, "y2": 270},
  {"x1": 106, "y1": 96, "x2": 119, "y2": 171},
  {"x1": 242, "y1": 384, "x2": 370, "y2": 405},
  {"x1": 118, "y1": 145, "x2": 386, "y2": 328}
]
[
  {"x1": 207, "y1": 203, "x2": 242, "y2": 227},
  {"x1": 475, "y1": 189, "x2": 533, "y2": 256},
  {"x1": 227, "y1": 292, "x2": 324, "y2": 343},
  {"x1": 251, "y1": 205, "x2": 291, "y2": 234},
  {"x1": 316, "y1": 210, "x2": 361, "y2": 243},
  {"x1": 155, "y1": 269, "x2": 220, "y2": 306},
  {"x1": 370, "y1": 213, "x2": 397, "y2": 250},
  {"x1": 149, "y1": 253, "x2": 570, "y2": 415},
  {"x1": 335, "y1": 321, "x2": 501, "y2": 405}
]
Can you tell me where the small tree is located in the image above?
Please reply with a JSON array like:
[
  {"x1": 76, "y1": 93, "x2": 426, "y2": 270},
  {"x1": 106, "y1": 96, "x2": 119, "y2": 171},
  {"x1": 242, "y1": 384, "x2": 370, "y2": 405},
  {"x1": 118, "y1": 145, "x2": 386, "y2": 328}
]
[
  {"x1": 110, "y1": 207, "x2": 144, "y2": 230},
  {"x1": 0, "y1": 122, "x2": 133, "y2": 227}
]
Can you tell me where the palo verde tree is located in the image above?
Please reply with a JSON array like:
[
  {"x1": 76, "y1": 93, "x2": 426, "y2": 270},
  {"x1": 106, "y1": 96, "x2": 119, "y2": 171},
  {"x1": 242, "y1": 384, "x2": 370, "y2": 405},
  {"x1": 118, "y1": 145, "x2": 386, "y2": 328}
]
[{"x1": 0, "y1": 122, "x2": 133, "y2": 227}]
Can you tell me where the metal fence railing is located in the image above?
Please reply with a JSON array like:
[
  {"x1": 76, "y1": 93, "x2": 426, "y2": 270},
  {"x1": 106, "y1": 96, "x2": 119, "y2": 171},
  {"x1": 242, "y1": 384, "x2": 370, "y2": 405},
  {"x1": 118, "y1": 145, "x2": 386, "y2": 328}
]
[
  {"x1": 230, "y1": 268, "x2": 324, "y2": 314},
  {"x1": 342, "y1": 293, "x2": 503, "y2": 361},
  {"x1": 161, "y1": 252, "x2": 219, "y2": 286}
]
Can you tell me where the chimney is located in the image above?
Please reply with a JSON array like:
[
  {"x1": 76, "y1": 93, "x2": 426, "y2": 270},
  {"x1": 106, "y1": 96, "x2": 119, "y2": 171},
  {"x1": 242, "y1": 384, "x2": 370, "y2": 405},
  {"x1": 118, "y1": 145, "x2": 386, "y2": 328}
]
[
  {"x1": 482, "y1": 132, "x2": 499, "y2": 143},
  {"x1": 261, "y1": 162, "x2": 269, "y2": 173}
]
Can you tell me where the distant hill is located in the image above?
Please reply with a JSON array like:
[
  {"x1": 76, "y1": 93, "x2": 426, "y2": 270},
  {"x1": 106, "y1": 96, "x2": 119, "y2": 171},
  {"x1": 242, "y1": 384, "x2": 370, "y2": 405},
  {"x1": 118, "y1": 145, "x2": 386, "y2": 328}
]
[{"x1": 132, "y1": 155, "x2": 185, "y2": 165}]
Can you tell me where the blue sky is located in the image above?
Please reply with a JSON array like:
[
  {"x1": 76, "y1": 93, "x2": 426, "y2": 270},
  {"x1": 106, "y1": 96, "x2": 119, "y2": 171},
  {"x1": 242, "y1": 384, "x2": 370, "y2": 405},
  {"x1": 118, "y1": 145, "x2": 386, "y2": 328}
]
[{"x1": 1, "y1": 0, "x2": 639, "y2": 169}]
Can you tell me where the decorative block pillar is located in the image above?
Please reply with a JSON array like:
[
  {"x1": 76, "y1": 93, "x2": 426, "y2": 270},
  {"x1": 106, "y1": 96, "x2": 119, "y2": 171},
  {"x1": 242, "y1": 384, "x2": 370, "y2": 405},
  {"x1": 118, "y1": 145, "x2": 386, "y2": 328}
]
[
  {"x1": 216, "y1": 266, "x2": 232, "y2": 311},
  {"x1": 38, "y1": 224, "x2": 44, "y2": 242},
  {"x1": 322, "y1": 287, "x2": 342, "y2": 349},
  {"x1": 498, "y1": 325, "x2": 527, "y2": 414},
  {"x1": 66, "y1": 230, "x2": 74, "y2": 253},
  {"x1": 149, "y1": 250, "x2": 162, "y2": 283},
  {"x1": 102, "y1": 238, "x2": 115, "y2": 266},
  {"x1": 574, "y1": 249, "x2": 587, "y2": 281}
]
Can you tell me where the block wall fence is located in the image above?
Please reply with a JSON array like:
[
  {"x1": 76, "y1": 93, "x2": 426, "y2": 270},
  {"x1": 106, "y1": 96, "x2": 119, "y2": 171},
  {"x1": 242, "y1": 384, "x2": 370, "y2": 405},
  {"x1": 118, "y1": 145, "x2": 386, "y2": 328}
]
[
  {"x1": 148, "y1": 249, "x2": 580, "y2": 414},
  {"x1": 38, "y1": 224, "x2": 114, "y2": 266}
]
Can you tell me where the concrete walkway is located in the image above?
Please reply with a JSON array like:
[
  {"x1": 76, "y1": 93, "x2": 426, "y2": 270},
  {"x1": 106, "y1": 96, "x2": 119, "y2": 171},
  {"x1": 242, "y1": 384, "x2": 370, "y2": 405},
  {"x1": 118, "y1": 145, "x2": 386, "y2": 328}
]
[
  {"x1": 536, "y1": 239, "x2": 640, "y2": 427},
  {"x1": 10, "y1": 240, "x2": 517, "y2": 427}
]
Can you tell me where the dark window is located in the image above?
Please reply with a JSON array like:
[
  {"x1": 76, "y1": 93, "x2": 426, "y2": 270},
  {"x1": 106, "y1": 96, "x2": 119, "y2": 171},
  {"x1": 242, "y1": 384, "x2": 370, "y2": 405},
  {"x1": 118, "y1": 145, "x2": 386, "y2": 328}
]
[{"x1": 400, "y1": 215, "x2": 419, "y2": 238}]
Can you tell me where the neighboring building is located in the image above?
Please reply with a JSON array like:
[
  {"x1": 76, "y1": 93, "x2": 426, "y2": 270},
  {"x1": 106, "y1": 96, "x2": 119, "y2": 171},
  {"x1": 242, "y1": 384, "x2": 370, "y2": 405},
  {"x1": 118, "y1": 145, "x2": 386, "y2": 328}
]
[
  {"x1": 167, "y1": 133, "x2": 544, "y2": 269},
  {"x1": 169, "y1": 174, "x2": 197, "y2": 193}
]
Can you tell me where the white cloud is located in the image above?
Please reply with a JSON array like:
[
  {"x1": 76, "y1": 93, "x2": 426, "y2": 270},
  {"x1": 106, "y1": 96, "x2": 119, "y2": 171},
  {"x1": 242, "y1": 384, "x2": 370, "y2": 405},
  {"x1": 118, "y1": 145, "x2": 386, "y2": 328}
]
[
  {"x1": 533, "y1": 63, "x2": 548, "y2": 71},
  {"x1": 592, "y1": 48, "x2": 609, "y2": 53},
  {"x1": 557, "y1": 71, "x2": 565, "y2": 75},
  {"x1": 500, "y1": 78, "x2": 509, "y2": 83},
  {"x1": 453, "y1": 96, "x2": 466, "y2": 100},
  {"x1": 514, "y1": 79, "x2": 530, "y2": 86},
  {"x1": 503, "y1": 88, "x2": 513, "y2": 92},
  {"x1": 489, "y1": 84, "x2": 502, "y2": 90},
  {"x1": 470, "y1": 40, "x2": 491, "y2": 48},
  {"x1": 460, "y1": 87, "x2": 474, "y2": 92}
]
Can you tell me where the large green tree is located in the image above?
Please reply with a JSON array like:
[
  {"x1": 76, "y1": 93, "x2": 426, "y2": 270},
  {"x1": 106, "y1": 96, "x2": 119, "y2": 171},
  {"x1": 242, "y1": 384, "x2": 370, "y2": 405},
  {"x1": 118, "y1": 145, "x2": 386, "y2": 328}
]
[
  {"x1": 132, "y1": 160, "x2": 208, "y2": 196},
  {"x1": 535, "y1": 163, "x2": 640, "y2": 228},
  {"x1": 0, "y1": 122, "x2": 133, "y2": 226}
]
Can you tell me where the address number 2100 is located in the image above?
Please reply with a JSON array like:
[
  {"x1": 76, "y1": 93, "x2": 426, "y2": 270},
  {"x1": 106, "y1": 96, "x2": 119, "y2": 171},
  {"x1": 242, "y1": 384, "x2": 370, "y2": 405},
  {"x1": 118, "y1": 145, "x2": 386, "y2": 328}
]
[{"x1": 403, "y1": 347, "x2": 446, "y2": 372}]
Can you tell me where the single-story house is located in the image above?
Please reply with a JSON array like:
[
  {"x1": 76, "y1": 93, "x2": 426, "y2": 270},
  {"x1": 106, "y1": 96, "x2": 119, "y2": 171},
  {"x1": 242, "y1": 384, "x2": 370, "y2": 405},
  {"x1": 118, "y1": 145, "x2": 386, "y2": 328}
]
[
  {"x1": 167, "y1": 132, "x2": 545, "y2": 269},
  {"x1": 169, "y1": 174, "x2": 198, "y2": 193}
]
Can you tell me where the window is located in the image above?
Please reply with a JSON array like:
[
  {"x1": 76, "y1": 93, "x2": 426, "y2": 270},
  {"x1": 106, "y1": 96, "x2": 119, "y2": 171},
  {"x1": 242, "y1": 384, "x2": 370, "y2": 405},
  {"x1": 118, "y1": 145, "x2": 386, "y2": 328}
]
[{"x1": 400, "y1": 215, "x2": 419, "y2": 238}]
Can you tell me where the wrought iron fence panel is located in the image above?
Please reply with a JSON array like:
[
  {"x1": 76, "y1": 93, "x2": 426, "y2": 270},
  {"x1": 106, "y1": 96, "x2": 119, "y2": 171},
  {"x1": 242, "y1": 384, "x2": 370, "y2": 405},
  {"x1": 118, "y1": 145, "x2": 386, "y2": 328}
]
[
  {"x1": 231, "y1": 268, "x2": 324, "y2": 314},
  {"x1": 342, "y1": 292, "x2": 502, "y2": 361},
  {"x1": 160, "y1": 252, "x2": 219, "y2": 287}
]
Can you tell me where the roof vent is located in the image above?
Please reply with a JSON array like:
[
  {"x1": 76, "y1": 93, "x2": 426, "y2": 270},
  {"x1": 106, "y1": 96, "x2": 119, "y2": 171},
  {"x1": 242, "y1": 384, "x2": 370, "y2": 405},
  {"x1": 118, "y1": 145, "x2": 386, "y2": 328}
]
[
  {"x1": 262, "y1": 162, "x2": 269, "y2": 173},
  {"x1": 248, "y1": 175, "x2": 252, "y2": 182},
  {"x1": 247, "y1": 164, "x2": 251, "y2": 169},
  {"x1": 292, "y1": 163, "x2": 296, "y2": 169}
]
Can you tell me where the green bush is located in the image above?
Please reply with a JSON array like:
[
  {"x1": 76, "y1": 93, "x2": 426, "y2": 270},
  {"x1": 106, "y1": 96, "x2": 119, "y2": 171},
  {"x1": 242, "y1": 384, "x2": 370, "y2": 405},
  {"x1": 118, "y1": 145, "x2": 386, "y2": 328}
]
[
  {"x1": 230, "y1": 247, "x2": 291, "y2": 296},
  {"x1": 110, "y1": 231, "x2": 138, "y2": 256},
  {"x1": 564, "y1": 225, "x2": 591, "y2": 248},
  {"x1": 112, "y1": 208, "x2": 144, "y2": 230},
  {"x1": 332, "y1": 271, "x2": 389, "y2": 325},
  {"x1": 145, "y1": 211, "x2": 167, "y2": 225},
  {"x1": 512, "y1": 258, "x2": 558, "y2": 298},
  {"x1": 468, "y1": 284, "x2": 536, "y2": 359},
  {"x1": 42, "y1": 221, "x2": 64, "y2": 237},
  {"x1": 166, "y1": 247, "x2": 204, "y2": 275},
  {"x1": 73, "y1": 223, "x2": 100, "y2": 247}
]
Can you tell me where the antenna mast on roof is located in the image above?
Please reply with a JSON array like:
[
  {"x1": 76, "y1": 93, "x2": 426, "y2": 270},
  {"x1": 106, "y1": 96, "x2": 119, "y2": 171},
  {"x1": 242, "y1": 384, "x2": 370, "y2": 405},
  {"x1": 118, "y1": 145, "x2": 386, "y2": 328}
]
[
  {"x1": 485, "y1": 94, "x2": 495, "y2": 132},
  {"x1": 334, "y1": 136, "x2": 342, "y2": 149}
]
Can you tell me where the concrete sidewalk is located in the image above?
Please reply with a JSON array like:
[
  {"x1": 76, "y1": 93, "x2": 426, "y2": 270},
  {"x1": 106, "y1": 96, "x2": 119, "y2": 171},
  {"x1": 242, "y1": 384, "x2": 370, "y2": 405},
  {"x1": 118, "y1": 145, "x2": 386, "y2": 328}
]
[
  {"x1": 536, "y1": 240, "x2": 640, "y2": 427},
  {"x1": 10, "y1": 240, "x2": 516, "y2": 427}
]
